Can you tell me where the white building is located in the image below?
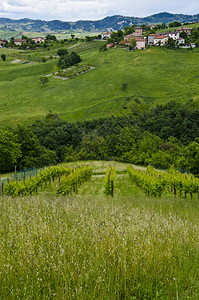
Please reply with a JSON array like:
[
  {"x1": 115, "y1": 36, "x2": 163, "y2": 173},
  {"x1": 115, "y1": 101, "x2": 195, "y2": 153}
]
[
  {"x1": 168, "y1": 32, "x2": 180, "y2": 40},
  {"x1": 153, "y1": 35, "x2": 169, "y2": 46},
  {"x1": 101, "y1": 32, "x2": 112, "y2": 39}
]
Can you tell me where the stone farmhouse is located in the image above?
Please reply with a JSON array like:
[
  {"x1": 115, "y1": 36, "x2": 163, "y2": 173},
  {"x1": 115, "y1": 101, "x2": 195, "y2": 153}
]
[
  {"x1": 146, "y1": 24, "x2": 158, "y2": 30},
  {"x1": 153, "y1": 35, "x2": 169, "y2": 46},
  {"x1": 175, "y1": 27, "x2": 193, "y2": 35},
  {"x1": 122, "y1": 26, "x2": 146, "y2": 49},
  {"x1": 32, "y1": 37, "x2": 46, "y2": 43},
  {"x1": 14, "y1": 39, "x2": 27, "y2": 46},
  {"x1": 148, "y1": 34, "x2": 160, "y2": 45}
]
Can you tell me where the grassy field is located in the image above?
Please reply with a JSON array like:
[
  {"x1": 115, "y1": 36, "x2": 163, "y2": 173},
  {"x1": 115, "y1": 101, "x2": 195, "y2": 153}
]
[
  {"x1": 0, "y1": 29, "x2": 100, "y2": 40},
  {"x1": 0, "y1": 44, "x2": 198, "y2": 127},
  {"x1": 1, "y1": 160, "x2": 199, "y2": 299}
]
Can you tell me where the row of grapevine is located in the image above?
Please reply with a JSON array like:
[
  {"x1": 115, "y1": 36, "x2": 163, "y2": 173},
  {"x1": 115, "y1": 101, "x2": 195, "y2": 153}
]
[
  {"x1": 58, "y1": 166, "x2": 92, "y2": 196},
  {"x1": 3, "y1": 165, "x2": 71, "y2": 197},
  {"x1": 146, "y1": 166, "x2": 199, "y2": 198},
  {"x1": 103, "y1": 165, "x2": 116, "y2": 196},
  {"x1": 128, "y1": 165, "x2": 199, "y2": 198},
  {"x1": 127, "y1": 166, "x2": 166, "y2": 197}
]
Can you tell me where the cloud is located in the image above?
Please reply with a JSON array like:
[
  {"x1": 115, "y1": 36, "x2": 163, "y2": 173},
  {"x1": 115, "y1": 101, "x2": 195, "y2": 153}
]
[{"x1": 0, "y1": 0, "x2": 198, "y2": 21}]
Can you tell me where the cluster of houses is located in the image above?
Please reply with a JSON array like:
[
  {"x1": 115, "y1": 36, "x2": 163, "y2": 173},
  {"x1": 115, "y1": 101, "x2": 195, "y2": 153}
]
[
  {"x1": 103, "y1": 26, "x2": 195, "y2": 50},
  {"x1": 0, "y1": 37, "x2": 46, "y2": 47}
]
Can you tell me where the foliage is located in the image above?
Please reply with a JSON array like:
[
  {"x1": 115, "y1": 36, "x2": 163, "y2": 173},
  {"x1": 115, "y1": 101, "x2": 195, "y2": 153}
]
[
  {"x1": 58, "y1": 165, "x2": 92, "y2": 195},
  {"x1": 40, "y1": 76, "x2": 49, "y2": 87},
  {"x1": 0, "y1": 129, "x2": 21, "y2": 172},
  {"x1": 4, "y1": 165, "x2": 71, "y2": 196},
  {"x1": 130, "y1": 38, "x2": 136, "y2": 49},
  {"x1": 129, "y1": 165, "x2": 199, "y2": 198},
  {"x1": 168, "y1": 21, "x2": 182, "y2": 28},
  {"x1": 128, "y1": 166, "x2": 166, "y2": 197},
  {"x1": 57, "y1": 51, "x2": 81, "y2": 68},
  {"x1": 99, "y1": 43, "x2": 107, "y2": 52},
  {"x1": 45, "y1": 34, "x2": 57, "y2": 41},
  {"x1": 1, "y1": 54, "x2": 6, "y2": 61},
  {"x1": 57, "y1": 48, "x2": 68, "y2": 56},
  {"x1": 103, "y1": 165, "x2": 116, "y2": 196}
]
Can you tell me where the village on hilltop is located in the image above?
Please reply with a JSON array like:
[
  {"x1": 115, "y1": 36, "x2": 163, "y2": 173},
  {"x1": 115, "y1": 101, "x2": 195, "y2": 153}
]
[
  {"x1": 0, "y1": 22, "x2": 198, "y2": 50},
  {"x1": 103, "y1": 25, "x2": 197, "y2": 50}
]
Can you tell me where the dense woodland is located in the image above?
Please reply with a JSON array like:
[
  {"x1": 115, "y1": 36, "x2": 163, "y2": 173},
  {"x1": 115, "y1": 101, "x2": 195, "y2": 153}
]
[{"x1": 1, "y1": 100, "x2": 199, "y2": 174}]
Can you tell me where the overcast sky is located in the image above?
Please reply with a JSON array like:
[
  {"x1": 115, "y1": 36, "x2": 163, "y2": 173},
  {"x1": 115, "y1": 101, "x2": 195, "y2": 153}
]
[{"x1": 0, "y1": 0, "x2": 198, "y2": 21}]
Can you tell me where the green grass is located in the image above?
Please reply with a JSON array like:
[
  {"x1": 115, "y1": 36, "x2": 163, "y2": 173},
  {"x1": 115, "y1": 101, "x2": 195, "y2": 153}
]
[
  {"x1": 1, "y1": 160, "x2": 199, "y2": 299},
  {"x1": 0, "y1": 45, "x2": 198, "y2": 127},
  {"x1": 0, "y1": 29, "x2": 100, "y2": 40}
]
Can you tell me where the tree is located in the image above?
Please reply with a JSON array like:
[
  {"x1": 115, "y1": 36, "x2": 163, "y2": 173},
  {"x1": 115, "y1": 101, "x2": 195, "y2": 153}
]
[
  {"x1": 168, "y1": 21, "x2": 181, "y2": 28},
  {"x1": 45, "y1": 34, "x2": 57, "y2": 41},
  {"x1": 57, "y1": 51, "x2": 81, "y2": 69},
  {"x1": 167, "y1": 37, "x2": 175, "y2": 48},
  {"x1": 57, "y1": 48, "x2": 68, "y2": 56},
  {"x1": 40, "y1": 76, "x2": 49, "y2": 87},
  {"x1": 13, "y1": 125, "x2": 42, "y2": 169},
  {"x1": 0, "y1": 129, "x2": 21, "y2": 172},
  {"x1": 130, "y1": 38, "x2": 136, "y2": 49},
  {"x1": 69, "y1": 51, "x2": 81, "y2": 65},
  {"x1": 85, "y1": 36, "x2": 93, "y2": 42},
  {"x1": 99, "y1": 44, "x2": 107, "y2": 52},
  {"x1": 1, "y1": 54, "x2": 6, "y2": 61},
  {"x1": 183, "y1": 141, "x2": 199, "y2": 174}
]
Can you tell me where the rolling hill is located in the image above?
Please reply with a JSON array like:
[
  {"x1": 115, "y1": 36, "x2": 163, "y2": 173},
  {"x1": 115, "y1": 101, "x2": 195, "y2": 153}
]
[
  {"x1": 0, "y1": 43, "x2": 198, "y2": 127},
  {"x1": 0, "y1": 12, "x2": 199, "y2": 34}
]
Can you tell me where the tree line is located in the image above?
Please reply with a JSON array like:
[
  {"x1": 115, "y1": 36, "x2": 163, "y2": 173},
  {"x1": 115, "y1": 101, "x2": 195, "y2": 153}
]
[{"x1": 2, "y1": 100, "x2": 199, "y2": 174}]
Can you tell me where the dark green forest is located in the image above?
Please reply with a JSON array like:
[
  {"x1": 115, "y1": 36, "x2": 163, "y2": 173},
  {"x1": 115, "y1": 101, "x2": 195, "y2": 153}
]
[{"x1": 2, "y1": 100, "x2": 199, "y2": 174}]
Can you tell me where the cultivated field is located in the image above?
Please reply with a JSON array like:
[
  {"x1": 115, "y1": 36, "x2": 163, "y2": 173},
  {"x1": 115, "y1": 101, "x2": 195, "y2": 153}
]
[{"x1": 1, "y1": 161, "x2": 199, "y2": 299}]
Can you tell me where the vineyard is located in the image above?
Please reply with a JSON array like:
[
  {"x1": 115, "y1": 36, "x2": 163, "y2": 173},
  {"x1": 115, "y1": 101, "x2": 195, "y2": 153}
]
[
  {"x1": 127, "y1": 165, "x2": 199, "y2": 198},
  {"x1": 103, "y1": 165, "x2": 116, "y2": 196},
  {"x1": 2, "y1": 162, "x2": 199, "y2": 199},
  {"x1": 1, "y1": 165, "x2": 92, "y2": 197},
  {"x1": 1, "y1": 161, "x2": 199, "y2": 299}
]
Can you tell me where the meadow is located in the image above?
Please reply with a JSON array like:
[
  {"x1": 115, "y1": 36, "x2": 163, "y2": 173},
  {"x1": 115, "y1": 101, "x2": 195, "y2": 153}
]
[
  {"x1": 1, "y1": 161, "x2": 199, "y2": 299},
  {"x1": 0, "y1": 44, "x2": 198, "y2": 127}
]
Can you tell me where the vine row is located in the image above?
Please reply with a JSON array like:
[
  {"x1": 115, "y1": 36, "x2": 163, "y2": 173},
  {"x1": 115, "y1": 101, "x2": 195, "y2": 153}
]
[
  {"x1": 103, "y1": 165, "x2": 116, "y2": 196},
  {"x1": 58, "y1": 166, "x2": 92, "y2": 196}
]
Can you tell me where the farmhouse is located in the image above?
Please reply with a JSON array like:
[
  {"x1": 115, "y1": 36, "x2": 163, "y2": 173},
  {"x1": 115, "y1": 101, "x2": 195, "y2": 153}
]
[
  {"x1": 124, "y1": 33, "x2": 135, "y2": 41},
  {"x1": 146, "y1": 24, "x2": 158, "y2": 30},
  {"x1": 120, "y1": 37, "x2": 146, "y2": 49},
  {"x1": 135, "y1": 38, "x2": 146, "y2": 49},
  {"x1": 175, "y1": 27, "x2": 193, "y2": 35},
  {"x1": 14, "y1": 39, "x2": 27, "y2": 46},
  {"x1": 148, "y1": 34, "x2": 159, "y2": 45},
  {"x1": 134, "y1": 27, "x2": 144, "y2": 35},
  {"x1": 168, "y1": 32, "x2": 180, "y2": 40},
  {"x1": 32, "y1": 37, "x2": 46, "y2": 43},
  {"x1": 101, "y1": 32, "x2": 112, "y2": 39},
  {"x1": 153, "y1": 35, "x2": 169, "y2": 46}
]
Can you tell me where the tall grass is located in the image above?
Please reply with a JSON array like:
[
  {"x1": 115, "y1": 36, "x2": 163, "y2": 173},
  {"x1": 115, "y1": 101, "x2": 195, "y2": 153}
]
[{"x1": 1, "y1": 180, "x2": 199, "y2": 299}]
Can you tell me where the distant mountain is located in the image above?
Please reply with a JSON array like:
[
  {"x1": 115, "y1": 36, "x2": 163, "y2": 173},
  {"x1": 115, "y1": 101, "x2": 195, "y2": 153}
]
[{"x1": 0, "y1": 12, "x2": 198, "y2": 33}]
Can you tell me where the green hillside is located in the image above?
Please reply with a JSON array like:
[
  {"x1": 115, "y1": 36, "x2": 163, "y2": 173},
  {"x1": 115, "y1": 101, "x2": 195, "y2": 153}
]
[{"x1": 0, "y1": 44, "x2": 199, "y2": 127}]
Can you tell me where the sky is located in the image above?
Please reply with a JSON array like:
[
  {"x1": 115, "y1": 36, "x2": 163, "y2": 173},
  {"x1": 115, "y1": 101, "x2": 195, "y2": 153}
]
[{"x1": 0, "y1": 0, "x2": 198, "y2": 21}]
